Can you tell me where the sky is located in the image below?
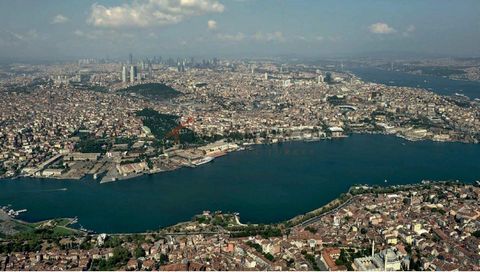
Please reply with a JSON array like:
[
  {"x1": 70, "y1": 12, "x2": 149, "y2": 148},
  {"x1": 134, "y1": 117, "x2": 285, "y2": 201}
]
[{"x1": 0, "y1": 0, "x2": 479, "y2": 61}]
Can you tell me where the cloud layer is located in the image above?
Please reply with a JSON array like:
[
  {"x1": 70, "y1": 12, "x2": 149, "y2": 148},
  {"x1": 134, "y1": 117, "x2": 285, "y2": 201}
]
[
  {"x1": 88, "y1": 0, "x2": 225, "y2": 28},
  {"x1": 207, "y1": 19, "x2": 217, "y2": 29},
  {"x1": 52, "y1": 14, "x2": 69, "y2": 24},
  {"x1": 369, "y1": 22, "x2": 396, "y2": 34}
]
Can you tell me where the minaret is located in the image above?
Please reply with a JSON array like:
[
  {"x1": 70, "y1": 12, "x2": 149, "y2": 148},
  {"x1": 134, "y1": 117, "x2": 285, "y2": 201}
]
[
  {"x1": 384, "y1": 250, "x2": 387, "y2": 270},
  {"x1": 371, "y1": 240, "x2": 375, "y2": 257}
]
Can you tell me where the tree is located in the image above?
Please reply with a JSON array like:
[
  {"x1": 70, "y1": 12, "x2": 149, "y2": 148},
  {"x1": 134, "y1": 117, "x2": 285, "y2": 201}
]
[
  {"x1": 134, "y1": 246, "x2": 146, "y2": 258},
  {"x1": 360, "y1": 227, "x2": 368, "y2": 235},
  {"x1": 159, "y1": 254, "x2": 169, "y2": 265},
  {"x1": 109, "y1": 246, "x2": 131, "y2": 268}
]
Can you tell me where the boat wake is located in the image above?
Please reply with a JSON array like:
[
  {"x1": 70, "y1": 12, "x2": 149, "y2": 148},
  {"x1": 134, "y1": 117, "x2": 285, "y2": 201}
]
[{"x1": 19, "y1": 188, "x2": 68, "y2": 193}]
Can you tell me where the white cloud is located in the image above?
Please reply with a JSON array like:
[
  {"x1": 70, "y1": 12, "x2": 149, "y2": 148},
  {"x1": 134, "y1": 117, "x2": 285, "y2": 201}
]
[
  {"x1": 88, "y1": 0, "x2": 225, "y2": 28},
  {"x1": 369, "y1": 22, "x2": 396, "y2": 34},
  {"x1": 217, "y1": 32, "x2": 245, "y2": 42},
  {"x1": 51, "y1": 14, "x2": 69, "y2": 24},
  {"x1": 0, "y1": 29, "x2": 44, "y2": 47},
  {"x1": 216, "y1": 31, "x2": 288, "y2": 43},
  {"x1": 207, "y1": 19, "x2": 217, "y2": 30},
  {"x1": 402, "y1": 25, "x2": 416, "y2": 36},
  {"x1": 0, "y1": 30, "x2": 25, "y2": 46},
  {"x1": 297, "y1": 35, "x2": 307, "y2": 41},
  {"x1": 253, "y1": 31, "x2": 285, "y2": 42},
  {"x1": 73, "y1": 29, "x2": 134, "y2": 40}
]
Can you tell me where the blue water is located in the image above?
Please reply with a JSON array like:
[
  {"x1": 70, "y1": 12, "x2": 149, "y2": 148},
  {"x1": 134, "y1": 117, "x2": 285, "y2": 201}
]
[
  {"x1": 350, "y1": 67, "x2": 480, "y2": 99},
  {"x1": 1, "y1": 135, "x2": 479, "y2": 233}
]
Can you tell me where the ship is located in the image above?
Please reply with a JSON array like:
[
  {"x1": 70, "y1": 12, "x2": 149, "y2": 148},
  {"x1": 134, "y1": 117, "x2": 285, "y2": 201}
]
[{"x1": 194, "y1": 156, "x2": 214, "y2": 166}]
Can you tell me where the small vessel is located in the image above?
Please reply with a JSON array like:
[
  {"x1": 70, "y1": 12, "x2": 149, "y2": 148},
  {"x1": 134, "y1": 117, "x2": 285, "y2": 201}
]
[
  {"x1": 7, "y1": 209, "x2": 28, "y2": 217},
  {"x1": 384, "y1": 179, "x2": 388, "y2": 183}
]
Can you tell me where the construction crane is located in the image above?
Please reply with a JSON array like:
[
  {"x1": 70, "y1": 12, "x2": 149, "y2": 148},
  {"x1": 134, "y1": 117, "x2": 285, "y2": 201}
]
[{"x1": 164, "y1": 117, "x2": 194, "y2": 145}]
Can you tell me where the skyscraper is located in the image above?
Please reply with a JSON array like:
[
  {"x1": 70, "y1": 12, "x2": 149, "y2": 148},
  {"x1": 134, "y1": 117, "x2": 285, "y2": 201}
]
[
  {"x1": 318, "y1": 75, "x2": 324, "y2": 84},
  {"x1": 121, "y1": 66, "x2": 127, "y2": 83},
  {"x1": 130, "y1": 66, "x2": 137, "y2": 83}
]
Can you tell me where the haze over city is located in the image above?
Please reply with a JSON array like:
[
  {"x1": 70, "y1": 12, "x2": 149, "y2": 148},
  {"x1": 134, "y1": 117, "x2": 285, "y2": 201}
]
[
  {"x1": 1, "y1": 1, "x2": 480, "y2": 271},
  {"x1": 0, "y1": 0, "x2": 479, "y2": 61}
]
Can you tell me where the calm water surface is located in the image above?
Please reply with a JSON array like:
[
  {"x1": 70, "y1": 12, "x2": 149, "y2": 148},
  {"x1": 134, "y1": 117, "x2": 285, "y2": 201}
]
[
  {"x1": 1, "y1": 135, "x2": 479, "y2": 233},
  {"x1": 350, "y1": 67, "x2": 480, "y2": 99}
]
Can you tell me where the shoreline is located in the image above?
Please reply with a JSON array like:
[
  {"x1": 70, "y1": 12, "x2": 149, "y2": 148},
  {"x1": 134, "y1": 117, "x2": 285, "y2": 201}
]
[
  {"x1": 1, "y1": 131, "x2": 477, "y2": 182},
  {"x1": 1, "y1": 180, "x2": 474, "y2": 236}
]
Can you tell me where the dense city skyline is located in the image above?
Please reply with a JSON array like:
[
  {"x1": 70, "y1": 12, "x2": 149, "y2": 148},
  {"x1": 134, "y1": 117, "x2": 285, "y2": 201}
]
[
  {"x1": 1, "y1": 1, "x2": 480, "y2": 271},
  {"x1": 0, "y1": 0, "x2": 479, "y2": 61}
]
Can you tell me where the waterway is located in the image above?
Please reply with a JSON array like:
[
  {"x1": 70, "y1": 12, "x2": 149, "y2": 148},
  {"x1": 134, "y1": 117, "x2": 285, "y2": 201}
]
[
  {"x1": 349, "y1": 67, "x2": 480, "y2": 99},
  {"x1": 1, "y1": 135, "x2": 479, "y2": 233}
]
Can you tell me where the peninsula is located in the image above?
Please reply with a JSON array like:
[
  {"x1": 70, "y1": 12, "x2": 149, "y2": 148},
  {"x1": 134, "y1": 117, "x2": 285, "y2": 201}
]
[
  {"x1": 1, "y1": 60, "x2": 479, "y2": 181},
  {"x1": 1, "y1": 181, "x2": 479, "y2": 270}
]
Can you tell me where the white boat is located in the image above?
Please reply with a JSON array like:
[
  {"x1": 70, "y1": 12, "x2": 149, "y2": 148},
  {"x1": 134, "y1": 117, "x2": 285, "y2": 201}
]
[{"x1": 194, "y1": 157, "x2": 214, "y2": 166}]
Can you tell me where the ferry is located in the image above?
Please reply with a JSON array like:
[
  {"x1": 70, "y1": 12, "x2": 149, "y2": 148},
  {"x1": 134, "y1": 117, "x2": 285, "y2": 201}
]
[
  {"x1": 454, "y1": 92, "x2": 469, "y2": 99},
  {"x1": 194, "y1": 156, "x2": 214, "y2": 166},
  {"x1": 7, "y1": 209, "x2": 28, "y2": 217}
]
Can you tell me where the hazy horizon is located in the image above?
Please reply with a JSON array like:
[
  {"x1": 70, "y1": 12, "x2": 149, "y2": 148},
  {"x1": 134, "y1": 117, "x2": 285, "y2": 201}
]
[{"x1": 0, "y1": 0, "x2": 479, "y2": 61}]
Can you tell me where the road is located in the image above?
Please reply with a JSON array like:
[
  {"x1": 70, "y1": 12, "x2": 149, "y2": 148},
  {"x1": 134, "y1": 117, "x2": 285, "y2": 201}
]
[
  {"x1": 108, "y1": 230, "x2": 228, "y2": 237},
  {"x1": 293, "y1": 195, "x2": 359, "y2": 228}
]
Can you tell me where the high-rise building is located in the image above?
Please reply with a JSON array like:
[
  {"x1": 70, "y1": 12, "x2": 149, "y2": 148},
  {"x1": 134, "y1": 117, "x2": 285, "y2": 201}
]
[
  {"x1": 177, "y1": 62, "x2": 185, "y2": 72},
  {"x1": 130, "y1": 66, "x2": 137, "y2": 83},
  {"x1": 129, "y1": 53, "x2": 133, "y2": 65},
  {"x1": 121, "y1": 66, "x2": 127, "y2": 83},
  {"x1": 318, "y1": 75, "x2": 324, "y2": 84}
]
